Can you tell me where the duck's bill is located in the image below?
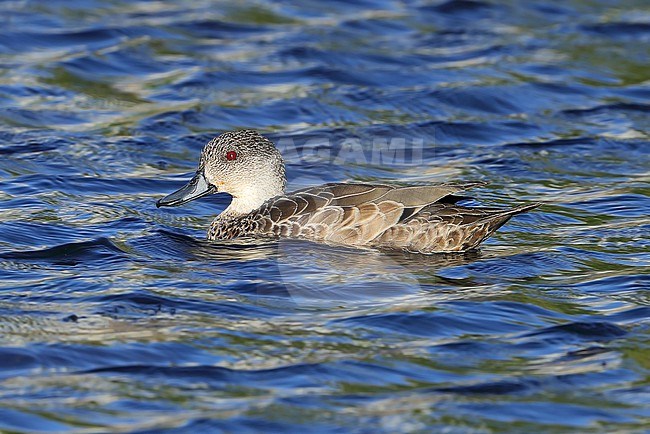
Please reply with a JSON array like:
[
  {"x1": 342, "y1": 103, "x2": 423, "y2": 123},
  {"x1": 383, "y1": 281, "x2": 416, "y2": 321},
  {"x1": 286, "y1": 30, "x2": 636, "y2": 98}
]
[{"x1": 156, "y1": 171, "x2": 217, "y2": 208}]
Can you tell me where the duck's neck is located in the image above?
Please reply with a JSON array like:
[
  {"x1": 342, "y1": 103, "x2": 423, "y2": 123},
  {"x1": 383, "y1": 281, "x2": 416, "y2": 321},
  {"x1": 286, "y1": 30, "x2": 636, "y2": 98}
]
[
  {"x1": 222, "y1": 197, "x2": 265, "y2": 217},
  {"x1": 220, "y1": 182, "x2": 285, "y2": 218}
]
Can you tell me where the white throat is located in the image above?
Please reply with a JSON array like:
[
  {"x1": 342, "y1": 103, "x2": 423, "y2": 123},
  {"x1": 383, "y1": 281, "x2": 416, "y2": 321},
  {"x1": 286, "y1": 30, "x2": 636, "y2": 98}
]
[{"x1": 221, "y1": 182, "x2": 284, "y2": 217}]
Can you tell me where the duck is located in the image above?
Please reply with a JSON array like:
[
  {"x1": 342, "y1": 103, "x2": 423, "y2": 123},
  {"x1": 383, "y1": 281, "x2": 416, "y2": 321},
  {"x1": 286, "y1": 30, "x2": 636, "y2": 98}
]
[{"x1": 156, "y1": 130, "x2": 541, "y2": 254}]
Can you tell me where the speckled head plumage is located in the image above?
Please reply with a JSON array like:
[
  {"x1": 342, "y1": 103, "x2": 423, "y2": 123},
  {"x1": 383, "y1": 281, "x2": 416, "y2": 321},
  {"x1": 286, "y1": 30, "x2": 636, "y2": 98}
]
[
  {"x1": 156, "y1": 130, "x2": 286, "y2": 215},
  {"x1": 201, "y1": 130, "x2": 286, "y2": 195}
]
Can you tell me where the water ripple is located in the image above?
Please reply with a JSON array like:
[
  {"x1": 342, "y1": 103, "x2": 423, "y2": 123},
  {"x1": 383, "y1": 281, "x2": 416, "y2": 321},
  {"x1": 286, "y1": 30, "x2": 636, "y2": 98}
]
[{"x1": 0, "y1": 0, "x2": 648, "y2": 432}]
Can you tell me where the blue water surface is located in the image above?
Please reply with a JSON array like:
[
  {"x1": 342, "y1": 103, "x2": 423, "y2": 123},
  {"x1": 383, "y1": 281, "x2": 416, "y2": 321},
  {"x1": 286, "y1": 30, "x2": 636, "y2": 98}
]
[{"x1": 0, "y1": 0, "x2": 649, "y2": 432}]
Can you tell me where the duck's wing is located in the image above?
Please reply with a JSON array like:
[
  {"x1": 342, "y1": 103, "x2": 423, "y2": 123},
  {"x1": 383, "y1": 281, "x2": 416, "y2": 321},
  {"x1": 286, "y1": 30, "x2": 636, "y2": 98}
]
[
  {"x1": 252, "y1": 184, "x2": 394, "y2": 241},
  {"x1": 368, "y1": 182, "x2": 487, "y2": 221},
  {"x1": 291, "y1": 182, "x2": 485, "y2": 207},
  {"x1": 253, "y1": 182, "x2": 487, "y2": 245}
]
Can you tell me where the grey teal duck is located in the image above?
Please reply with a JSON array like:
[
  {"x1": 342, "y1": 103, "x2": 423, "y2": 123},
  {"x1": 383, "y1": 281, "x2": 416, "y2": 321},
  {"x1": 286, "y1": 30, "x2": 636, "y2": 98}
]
[{"x1": 156, "y1": 130, "x2": 541, "y2": 253}]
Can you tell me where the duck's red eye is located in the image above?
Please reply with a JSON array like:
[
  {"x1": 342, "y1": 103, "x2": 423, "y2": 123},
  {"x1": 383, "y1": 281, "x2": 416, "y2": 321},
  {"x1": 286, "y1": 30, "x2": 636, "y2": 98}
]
[{"x1": 226, "y1": 151, "x2": 237, "y2": 161}]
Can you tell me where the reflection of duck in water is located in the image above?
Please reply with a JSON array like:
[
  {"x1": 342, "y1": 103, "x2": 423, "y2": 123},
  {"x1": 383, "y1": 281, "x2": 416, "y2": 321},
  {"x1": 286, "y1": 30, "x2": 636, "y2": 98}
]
[{"x1": 157, "y1": 130, "x2": 540, "y2": 254}]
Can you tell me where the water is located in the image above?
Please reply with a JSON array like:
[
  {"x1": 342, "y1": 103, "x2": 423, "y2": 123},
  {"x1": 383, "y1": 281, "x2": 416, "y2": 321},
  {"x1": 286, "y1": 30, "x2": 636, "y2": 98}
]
[{"x1": 0, "y1": 0, "x2": 649, "y2": 432}]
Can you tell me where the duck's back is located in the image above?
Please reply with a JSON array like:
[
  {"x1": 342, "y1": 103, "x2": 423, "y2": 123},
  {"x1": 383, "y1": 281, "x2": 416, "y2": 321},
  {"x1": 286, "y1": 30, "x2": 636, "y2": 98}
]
[{"x1": 208, "y1": 182, "x2": 539, "y2": 253}]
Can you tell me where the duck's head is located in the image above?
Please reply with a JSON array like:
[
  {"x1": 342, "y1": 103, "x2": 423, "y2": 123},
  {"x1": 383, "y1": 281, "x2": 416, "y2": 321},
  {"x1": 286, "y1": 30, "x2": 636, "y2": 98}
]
[{"x1": 156, "y1": 130, "x2": 286, "y2": 215}]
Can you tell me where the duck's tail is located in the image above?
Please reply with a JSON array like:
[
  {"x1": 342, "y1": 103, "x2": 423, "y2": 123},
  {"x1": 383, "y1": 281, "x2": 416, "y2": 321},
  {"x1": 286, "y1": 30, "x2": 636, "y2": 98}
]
[{"x1": 460, "y1": 202, "x2": 542, "y2": 251}]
